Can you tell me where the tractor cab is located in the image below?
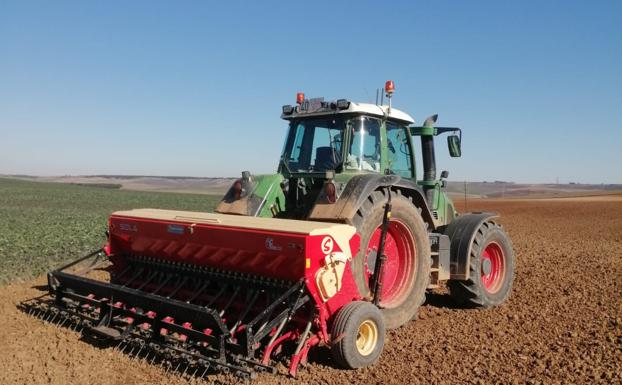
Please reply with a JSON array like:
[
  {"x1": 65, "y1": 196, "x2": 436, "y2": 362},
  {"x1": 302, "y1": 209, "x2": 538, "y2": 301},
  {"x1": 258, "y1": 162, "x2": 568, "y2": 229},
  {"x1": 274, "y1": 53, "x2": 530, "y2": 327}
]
[
  {"x1": 274, "y1": 94, "x2": 419, "y2": 219},
  {"x1": 279, "y1": 95, "x2": 416, "y2": 180}
]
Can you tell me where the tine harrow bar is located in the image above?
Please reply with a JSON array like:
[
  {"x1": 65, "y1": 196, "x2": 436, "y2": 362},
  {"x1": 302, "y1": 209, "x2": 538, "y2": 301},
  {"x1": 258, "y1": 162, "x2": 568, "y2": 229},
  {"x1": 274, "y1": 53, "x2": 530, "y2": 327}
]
[{"x1": 23, "y1": 250, "x2": 312, "y2": 379}]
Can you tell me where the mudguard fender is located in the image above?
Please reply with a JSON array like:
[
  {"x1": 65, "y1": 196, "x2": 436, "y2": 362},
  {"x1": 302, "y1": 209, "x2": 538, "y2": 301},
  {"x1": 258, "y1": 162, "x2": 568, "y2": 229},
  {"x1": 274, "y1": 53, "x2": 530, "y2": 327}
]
[{"x1": 308, "y1": 174, "x2": 435, "y2": 229}]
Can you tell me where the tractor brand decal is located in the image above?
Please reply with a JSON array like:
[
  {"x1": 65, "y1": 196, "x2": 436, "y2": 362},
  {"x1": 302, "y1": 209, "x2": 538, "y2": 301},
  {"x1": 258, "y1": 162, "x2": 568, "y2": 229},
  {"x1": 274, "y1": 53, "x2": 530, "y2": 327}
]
[
  {"x1": 119, "y1": 223, "x2": 138, "y2": 232},
  {"x1": 167, "y1": 224, "x2": 185, "y2": 235},
  {"x1": 265, "y1": 238, "x2": 283, "y2": 251},
  {"x1": 321, "y1": 236, "x2": 334, "y2": 255}
]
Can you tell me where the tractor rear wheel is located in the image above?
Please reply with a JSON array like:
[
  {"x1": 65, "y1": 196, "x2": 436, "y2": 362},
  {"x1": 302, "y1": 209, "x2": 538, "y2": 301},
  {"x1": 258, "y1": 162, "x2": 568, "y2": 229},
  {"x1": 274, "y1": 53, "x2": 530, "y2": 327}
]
[
  {"x1": 331, "y1": 301, "x2": 385, "y2": 369},
  {"x1": 349, "y1": 189, "x2": 430, "y2": 329},
  {"x1": 448, "y1": 221, "x2": 514, "y2": 307}
]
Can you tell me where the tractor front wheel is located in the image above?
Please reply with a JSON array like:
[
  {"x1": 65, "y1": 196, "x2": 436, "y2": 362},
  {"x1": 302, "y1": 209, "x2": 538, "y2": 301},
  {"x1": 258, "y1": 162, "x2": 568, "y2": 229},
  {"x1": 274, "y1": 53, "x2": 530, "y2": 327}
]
[
  {"x1": 331, "y1": 301, "x2": 386, "y2": 369},
  {"x1": 448, "y1": 221, "x2": 515, "y2": 307}
]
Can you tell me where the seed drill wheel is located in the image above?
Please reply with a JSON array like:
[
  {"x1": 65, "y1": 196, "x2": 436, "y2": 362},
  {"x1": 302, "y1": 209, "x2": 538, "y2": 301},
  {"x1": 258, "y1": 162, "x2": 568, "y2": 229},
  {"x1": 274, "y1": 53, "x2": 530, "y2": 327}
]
[
  {"x1": 448, "y1": 221, "x2": 515, "y2": 307},
  {"x1": 349, "y1": 189, "x2": 430, "y2": 329},
  {"x1": 331, "y1": 301, "x2": 385, "y2": 369}
]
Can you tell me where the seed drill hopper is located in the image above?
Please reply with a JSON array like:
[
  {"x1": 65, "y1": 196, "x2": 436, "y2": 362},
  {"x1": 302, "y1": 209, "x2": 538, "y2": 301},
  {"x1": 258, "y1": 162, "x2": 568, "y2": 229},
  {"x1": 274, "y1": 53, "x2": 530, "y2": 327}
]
[{"x1": 30, "y1": 210, "x2": 369, "y2": 378}]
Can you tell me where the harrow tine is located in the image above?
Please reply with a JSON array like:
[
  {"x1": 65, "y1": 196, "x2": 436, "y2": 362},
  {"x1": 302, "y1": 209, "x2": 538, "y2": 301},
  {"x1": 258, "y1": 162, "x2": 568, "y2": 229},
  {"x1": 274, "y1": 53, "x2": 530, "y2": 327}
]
[
  {"x1": 136, "y1": 270, "x2": 159, "y2": 290},
  {"x1": 267, "y1": 317, "x2": 288, "y2": 348},
  {"x1": 294, "y1": 319, "x2": 313, "y2": 355},
  {"x1": 166, "y1": 276, "x2": 188, "y2": 299},
  {"x1": 185, "y1": 280, "x2": 209, "y2": 303},
  {"x1": 151, "y1": 272, "x2": 173, "y2": 295},
  {"x1": 230, "y1": 290, "x2": 259, "y2": 334},
  {"x1": 122, "y1": 267, "x2": 144, "y2": 288},
  {"x1": 205, "y1": 285, "x2": 227, "y2": 308},
  {"x1": 219, "y1": 286, "x2": 240, "y2": 317},
  {"x1": 114, "y1": 264, "x2": 132, "y2": 282}
]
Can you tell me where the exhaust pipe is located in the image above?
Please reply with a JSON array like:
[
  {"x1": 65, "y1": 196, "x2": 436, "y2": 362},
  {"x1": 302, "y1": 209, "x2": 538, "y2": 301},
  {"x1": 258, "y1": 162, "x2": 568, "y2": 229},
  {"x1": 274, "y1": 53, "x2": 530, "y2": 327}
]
[{"x1": 421, "y1": 115, "x2": 438, "y2": 203}]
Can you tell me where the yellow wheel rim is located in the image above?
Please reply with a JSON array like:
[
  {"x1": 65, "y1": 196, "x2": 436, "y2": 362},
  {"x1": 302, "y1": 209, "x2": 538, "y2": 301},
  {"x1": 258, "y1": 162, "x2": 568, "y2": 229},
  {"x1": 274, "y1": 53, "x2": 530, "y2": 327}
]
[{"x1": 356, "y1": 320, "x2": 378, "y2": 356}]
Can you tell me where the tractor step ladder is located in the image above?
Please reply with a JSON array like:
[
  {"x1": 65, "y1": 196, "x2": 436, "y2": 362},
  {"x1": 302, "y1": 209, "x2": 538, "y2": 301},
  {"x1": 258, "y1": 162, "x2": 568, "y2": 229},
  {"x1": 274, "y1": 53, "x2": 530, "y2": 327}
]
[{"x1": 428, "y1": 233, "x2": 450, "y2": 288}]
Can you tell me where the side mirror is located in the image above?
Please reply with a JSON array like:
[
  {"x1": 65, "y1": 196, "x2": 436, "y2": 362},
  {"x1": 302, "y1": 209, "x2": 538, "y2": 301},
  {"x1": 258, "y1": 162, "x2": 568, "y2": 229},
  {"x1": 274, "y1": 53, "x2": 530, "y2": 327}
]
[
  {"x1": 440, "y1": 170, "x2": 449, "y2": 179},
  {"x1": 448, "y1": 135, "x2": 461, "y2": 157}
]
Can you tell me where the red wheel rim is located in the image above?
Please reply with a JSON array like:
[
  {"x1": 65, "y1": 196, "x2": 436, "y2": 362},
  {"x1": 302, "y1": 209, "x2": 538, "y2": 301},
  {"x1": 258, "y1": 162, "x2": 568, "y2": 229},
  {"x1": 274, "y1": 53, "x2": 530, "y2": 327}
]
[
  {"x1": 480, "y1": 241, "x2": 505, "y2": 293},
  {"x1": 365, "y1": 220, "x2": 416, "y2": 308}
]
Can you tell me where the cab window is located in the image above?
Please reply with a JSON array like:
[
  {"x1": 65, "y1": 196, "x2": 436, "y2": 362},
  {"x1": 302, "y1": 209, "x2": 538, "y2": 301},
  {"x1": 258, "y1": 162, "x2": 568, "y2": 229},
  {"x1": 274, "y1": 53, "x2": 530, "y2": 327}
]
[
  {"x1": 386, "y1": 122, "x2": 413, "y2": 178},
  {"x1": 345, "y1": 117, "x2": 382, "y2": 172}
]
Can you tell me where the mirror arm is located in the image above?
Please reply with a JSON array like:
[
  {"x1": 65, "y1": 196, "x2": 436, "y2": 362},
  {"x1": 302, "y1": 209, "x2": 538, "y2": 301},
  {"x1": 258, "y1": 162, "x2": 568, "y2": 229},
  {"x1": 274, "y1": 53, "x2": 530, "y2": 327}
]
[{"x1": 435, "y1": 127, "x2": 461, "y2": 136}]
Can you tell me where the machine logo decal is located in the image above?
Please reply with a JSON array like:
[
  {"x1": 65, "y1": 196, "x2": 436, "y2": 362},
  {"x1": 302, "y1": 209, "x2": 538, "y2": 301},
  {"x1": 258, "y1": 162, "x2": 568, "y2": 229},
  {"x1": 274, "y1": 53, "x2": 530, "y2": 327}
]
[
  {"x1": 321, "y1": 236, "x2": 334, "y2": 254},
  {"x1": 119, "y1": 223, "x2": 138, "y2": 232},
  {"x1": 265, "y1": 238, "x2": 283, "y2": 251},
  {"x1": 167, "y1": 224, "x2": 185, "y2": 235}
]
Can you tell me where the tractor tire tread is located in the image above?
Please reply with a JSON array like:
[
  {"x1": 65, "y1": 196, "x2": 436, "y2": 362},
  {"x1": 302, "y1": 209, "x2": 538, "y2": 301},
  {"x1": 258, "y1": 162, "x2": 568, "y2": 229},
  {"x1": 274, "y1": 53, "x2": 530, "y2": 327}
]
[
  {"x1": 331, "y1": 301, "x2": 385, "y2": 369},
  {"x1": 448, "y1": 220, "x2": 515, "y2": 308},
  {"x1": 348, "y1": 187, "x2": 430, "y2": 329}
]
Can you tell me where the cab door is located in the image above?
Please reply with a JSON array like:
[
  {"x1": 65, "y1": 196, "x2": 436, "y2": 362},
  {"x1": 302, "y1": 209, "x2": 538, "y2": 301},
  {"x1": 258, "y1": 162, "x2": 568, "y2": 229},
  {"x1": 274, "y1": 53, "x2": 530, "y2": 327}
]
[{"x1": 385, "y1": 121, "x2": 415, "y2": 180}]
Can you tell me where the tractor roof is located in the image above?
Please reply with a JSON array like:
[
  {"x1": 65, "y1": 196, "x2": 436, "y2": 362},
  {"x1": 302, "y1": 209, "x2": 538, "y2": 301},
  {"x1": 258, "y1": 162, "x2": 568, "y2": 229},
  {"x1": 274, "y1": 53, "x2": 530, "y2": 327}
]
[{"x1": 281, "y1": 101, "x2": 415, "y2": 124}]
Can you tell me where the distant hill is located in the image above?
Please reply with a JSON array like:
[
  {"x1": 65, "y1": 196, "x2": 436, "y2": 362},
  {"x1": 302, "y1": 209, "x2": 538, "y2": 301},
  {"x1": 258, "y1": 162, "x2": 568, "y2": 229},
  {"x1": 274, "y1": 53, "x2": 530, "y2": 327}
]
[
  {"x1": 445, "y1": 181, "x2": 622, "y2": 198},
  {"x1": 2, "y1": 175, "x2": 620, "y2": 198},
  {"x1": 0, "y1": 175, "x2": 236, "y2": 195}
]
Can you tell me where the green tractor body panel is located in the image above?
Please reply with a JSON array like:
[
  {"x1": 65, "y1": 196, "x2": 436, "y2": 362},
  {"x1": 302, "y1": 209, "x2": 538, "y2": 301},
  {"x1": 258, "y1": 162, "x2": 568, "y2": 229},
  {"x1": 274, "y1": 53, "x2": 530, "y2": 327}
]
[{"x1": 215, "y1": 173, "x2": 285, "y2": 217}]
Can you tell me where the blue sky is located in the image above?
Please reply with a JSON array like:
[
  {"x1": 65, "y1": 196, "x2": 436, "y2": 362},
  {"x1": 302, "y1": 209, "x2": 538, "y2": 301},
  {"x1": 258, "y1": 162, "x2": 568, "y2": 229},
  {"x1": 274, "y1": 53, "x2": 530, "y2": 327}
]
[{"x1": 1, "y1": 1, "x2": 620, "y2": 183}]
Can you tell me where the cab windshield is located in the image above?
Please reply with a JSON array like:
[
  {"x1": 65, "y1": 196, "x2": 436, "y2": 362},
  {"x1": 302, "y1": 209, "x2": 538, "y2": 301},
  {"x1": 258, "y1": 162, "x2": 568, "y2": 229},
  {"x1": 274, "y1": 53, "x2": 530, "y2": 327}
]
[
  {"x1": 281, "y1": 115, "x2": 383, "y2": 173},
  {"x1": 282, "y1": 117, "x2": 346, "y2": 172}
]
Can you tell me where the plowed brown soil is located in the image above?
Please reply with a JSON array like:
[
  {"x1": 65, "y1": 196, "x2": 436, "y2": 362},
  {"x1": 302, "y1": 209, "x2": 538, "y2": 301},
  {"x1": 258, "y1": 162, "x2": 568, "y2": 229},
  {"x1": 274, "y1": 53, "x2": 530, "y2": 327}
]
[{"x1": 1, "y1": 198, "x2": 621, "y2": 385}]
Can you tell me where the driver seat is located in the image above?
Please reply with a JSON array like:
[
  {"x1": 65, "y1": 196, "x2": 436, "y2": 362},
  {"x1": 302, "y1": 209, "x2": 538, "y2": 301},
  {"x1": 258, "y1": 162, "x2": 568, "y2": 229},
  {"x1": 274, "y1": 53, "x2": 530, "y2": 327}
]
[{"x1": 315, "y1": 146, "x2": 340, "y2": 170}]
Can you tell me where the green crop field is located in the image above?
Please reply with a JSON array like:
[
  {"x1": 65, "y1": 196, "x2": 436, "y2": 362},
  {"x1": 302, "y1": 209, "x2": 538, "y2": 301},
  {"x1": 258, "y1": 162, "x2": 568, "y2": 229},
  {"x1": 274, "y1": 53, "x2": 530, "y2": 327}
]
[{"x1": 0, "y1": 178, "x2": 220, "y2": 285}]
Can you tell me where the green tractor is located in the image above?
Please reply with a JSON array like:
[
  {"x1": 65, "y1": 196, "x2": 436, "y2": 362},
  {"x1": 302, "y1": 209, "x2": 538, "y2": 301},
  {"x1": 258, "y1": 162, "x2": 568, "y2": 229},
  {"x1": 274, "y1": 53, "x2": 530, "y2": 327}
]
[{"x1": 216, "y1": 81, "x2": 515, "y2": 329}]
